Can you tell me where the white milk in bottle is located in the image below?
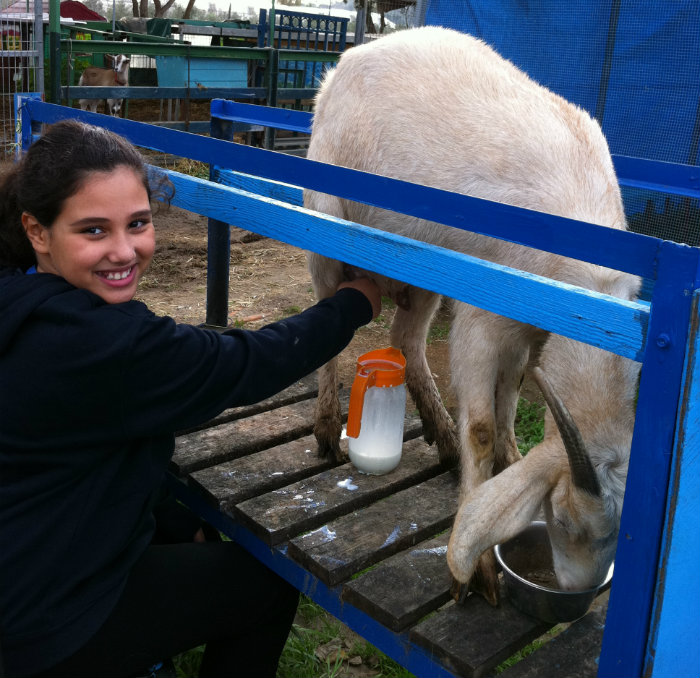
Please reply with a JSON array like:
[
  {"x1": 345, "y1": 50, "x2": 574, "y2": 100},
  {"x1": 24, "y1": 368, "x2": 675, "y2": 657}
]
[{"x1": 346, "y1": 347, "x2": 406, "y2": 475}]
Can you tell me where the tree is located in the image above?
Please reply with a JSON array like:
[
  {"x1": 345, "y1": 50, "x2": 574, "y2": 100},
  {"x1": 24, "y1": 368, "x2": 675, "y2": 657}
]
[
  {"x1": 130, "y1": 0, "x2": 181, "y2": 18},
  {"x1": 355, "y1": 0, "x2": 415, "y2": 35}
]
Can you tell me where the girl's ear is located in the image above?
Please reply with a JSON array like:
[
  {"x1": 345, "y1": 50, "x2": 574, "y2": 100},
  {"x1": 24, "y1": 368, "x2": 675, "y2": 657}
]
[{"x1": 21, "y1": 212, "x2": 50, "y2": 254}]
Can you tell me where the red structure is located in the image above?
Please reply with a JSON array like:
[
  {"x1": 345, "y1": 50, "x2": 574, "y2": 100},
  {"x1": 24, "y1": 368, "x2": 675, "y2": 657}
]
[
  {"x1": 0, "y1": 1, "x2": 105, "y2": 20},
  {"x1": 59, "y1": 1, "x2": 106, "y2": 21}
]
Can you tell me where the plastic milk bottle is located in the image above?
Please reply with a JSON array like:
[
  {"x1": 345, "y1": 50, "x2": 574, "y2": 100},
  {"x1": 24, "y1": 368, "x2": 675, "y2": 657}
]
[{"x1": 346, "y1": 347, "x2": 406, "y2": 475}]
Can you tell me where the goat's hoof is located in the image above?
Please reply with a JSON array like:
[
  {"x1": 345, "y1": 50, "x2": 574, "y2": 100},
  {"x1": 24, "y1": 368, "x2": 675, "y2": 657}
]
[
  {"x1": 313, "y1": 421, "x2": 343, "y2": 461},
  {"x1": 469, "y1": 556, "x2": 501, "y2": 607},
  {"x1": 333, "y1": 447, "x2": 349, "y2": 464},
  {"x1": 450, "y1": 577, "x2": 470, "y2": 605},
  {"x1": 317, "y1": 443, "x2": 341, "y2": 461},
  {"x1": 315, "y1": 436, "x2": 341, "y2": 461}
]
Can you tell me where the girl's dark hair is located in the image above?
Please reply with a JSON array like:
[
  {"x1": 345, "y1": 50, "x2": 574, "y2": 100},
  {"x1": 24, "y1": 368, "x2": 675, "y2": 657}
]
[{"x1": 0, "y1": 119, "x2": 173, "y2": 270}]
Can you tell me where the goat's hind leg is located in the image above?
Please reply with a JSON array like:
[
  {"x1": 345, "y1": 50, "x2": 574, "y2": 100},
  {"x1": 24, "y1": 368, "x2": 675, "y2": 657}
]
[
  {"x1": 307, "y1": 252, "x2": 346, "y2": 461},
  {"x1": 390, "y1": 289, "x2": 459, "y2": 467}
]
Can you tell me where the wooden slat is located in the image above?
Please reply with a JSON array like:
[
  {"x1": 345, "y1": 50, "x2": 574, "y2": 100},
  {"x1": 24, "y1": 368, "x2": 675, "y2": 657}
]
[
  {"x1": 189, "y1": 416, "x2": 424, "y2": 510},
  {"x1": 410, "y1": 584, "x2": 553, "y2": 678},
  {"x1": 234, "y1": 438, "x2": 443, "y2": 545},
  {"x1": 288, "y1": 472, "x2": 459, "y2": 586},
  {"x1": 341, "y1": 530, "x2": 454, "y2": 631},
  {"x1": 170, "y1": 392, "x2": 349, "y2": 476},
  {"x1": 188, "y1": 433, "x2": 335, "y2": 509},
  {"x1": 498, "y1": 593, "x2": 609, "y2": 678},
  {"x1": 177, "y1": 372, "x2": 318, "y2": 434}
]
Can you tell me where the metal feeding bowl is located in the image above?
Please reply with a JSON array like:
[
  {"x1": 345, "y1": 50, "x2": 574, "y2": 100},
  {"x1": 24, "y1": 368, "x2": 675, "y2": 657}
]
[{"x1": 494, "y1": 521, "x2": 614, "y2": 624}]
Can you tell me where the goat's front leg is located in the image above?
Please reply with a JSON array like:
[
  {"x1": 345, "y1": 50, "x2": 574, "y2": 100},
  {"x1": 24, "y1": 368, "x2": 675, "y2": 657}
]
[
  {"x1": 390, "y1": 288, "x2": 459, "y2": 467},
  {"x1": 448, "y1": 307, "x2": 532, "y2": 605}
]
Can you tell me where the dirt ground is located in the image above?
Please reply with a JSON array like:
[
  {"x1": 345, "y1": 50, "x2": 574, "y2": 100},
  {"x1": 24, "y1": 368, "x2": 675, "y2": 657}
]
[{"x1": 135, "y1": 203, "x2": 457, "y2": 411}]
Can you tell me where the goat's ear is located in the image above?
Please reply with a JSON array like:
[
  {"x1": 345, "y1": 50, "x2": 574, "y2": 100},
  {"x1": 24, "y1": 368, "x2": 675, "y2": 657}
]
[{"x1": 447, "y1": 444, "x2": 561, "y2": 584}]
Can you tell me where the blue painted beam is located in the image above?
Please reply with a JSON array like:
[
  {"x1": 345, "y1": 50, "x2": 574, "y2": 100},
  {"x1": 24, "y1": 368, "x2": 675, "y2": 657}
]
[
  {"x1": 212, "y1": 168, "x2": 303, "y2": 206},
  {"x1": 159, "y1": 167, "x2": 649, "y2": 361},
  {"x1": 61, "y1": 86, "x2": 267, "y2": 101},
  {"x1": 21, "y1": 99, "x2": 685, "y2": 282},
  {"x1": 207, "y1": 104, "x2": 700, "y2": 203},
  {"x1": 645, "y1": 292, "x2": 700, "y2": 678},
  {"x1": 207, "y1": 102, "x2": 700, "y2": 201},
  {"x1": 599, "y1": 245, "x2": 700, "y2": 677},
  {"x1": 211, "y1": 99, "x2": 313, "y2": 133},
  {"x1": 614, "y1": 155, "x2": 700, "y2": 199}
]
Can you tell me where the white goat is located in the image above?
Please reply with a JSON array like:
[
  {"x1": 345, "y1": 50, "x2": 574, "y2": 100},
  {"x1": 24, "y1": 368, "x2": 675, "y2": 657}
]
[
  {"x1": 304, "y1": 26, "x2": 640, "y2": 605},
  {"x1": 78, "y1": 54, "x2": 130, "y2": 117}
]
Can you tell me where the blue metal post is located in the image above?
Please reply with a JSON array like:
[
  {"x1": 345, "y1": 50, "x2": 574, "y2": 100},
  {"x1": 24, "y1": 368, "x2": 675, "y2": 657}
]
[
  {"x1": 645, "y1": 292, "x2": 700, "y2": 677},
  {"x1": 599, "y1": 243, "x2": 700, "y2": 677},
  {"x1": 206, "y1": 114, "x2": 234, "y2": 328}
]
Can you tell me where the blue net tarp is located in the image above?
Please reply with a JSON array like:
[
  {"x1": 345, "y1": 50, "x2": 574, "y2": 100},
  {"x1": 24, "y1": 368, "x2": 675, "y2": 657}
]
[{"x1": 424, "y1": 1, "x2": 699, "y2": 244}]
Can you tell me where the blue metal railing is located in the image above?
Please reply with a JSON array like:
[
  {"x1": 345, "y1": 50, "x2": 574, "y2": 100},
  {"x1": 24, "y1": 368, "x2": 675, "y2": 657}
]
[{"x1": 16, "y1": 97, "x2": 700, "y2": 678}]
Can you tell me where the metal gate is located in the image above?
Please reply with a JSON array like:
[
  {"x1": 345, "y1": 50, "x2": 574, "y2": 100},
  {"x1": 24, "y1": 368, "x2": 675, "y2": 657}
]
[{"x1": 0, "y1": 0, "x2": 44, "y2": 159}]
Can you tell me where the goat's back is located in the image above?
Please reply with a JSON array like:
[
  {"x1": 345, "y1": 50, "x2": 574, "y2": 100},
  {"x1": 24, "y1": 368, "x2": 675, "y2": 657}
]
[
  {"x1": 307, "y1": 27, "x2": 628, "y2": 281},
  {"x1": 78, "y1": 67, "x2": 113, "y2": 87}
]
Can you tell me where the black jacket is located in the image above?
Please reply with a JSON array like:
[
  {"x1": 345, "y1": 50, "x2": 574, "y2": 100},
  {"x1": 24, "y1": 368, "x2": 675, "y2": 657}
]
[{"x1": 0, "y1": 266, "x2": 371, "y2": 677}]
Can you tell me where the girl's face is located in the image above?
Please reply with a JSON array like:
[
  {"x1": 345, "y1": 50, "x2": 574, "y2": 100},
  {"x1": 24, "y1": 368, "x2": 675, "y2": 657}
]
[{"x1": 23, "y1": 166, "x2": 155, "y2": 305}]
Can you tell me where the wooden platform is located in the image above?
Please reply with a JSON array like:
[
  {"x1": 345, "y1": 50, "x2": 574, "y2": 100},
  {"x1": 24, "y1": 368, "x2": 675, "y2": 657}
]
[{"x1": 168, "y1": 374, "x2": 610, "y2": 678}]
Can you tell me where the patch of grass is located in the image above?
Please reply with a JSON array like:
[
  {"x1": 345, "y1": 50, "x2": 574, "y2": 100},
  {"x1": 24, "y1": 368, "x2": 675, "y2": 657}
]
[
  {"x1": 427, "y1": 320, "x2": 449, "y2": 344},
  {"x1": 283, "y1": 305, "x2": 302, "y2": 315},
  {"x1": 278, "y1": 596, "x2": 414, "y2": 678},
  {"x1": 169, "y1": 158, "x2": 210, "y2": 180},
  {"x1": 515, "y1": 397, "x2": 545, "y2": 455},
  {"x1": 494, "y1": 626, "x2": 563, "y2": 674},
  {"x1": 372, "y1": 313, "x2": 393, "y2": 329}
]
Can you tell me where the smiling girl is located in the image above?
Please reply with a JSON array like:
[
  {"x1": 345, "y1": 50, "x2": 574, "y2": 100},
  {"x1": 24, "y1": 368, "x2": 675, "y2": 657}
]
[
  {"x1": 0, "y1": 120, "x2": 381, "y2": 678},
  {"x1": 22, "y1": 165, "x2": 156, "y2": 304}
]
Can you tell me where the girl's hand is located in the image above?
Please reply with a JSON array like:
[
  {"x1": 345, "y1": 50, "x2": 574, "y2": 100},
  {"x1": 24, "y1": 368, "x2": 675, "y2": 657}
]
[{"x1": 337, "y1": 278, "x2": 382, "y2": 320}]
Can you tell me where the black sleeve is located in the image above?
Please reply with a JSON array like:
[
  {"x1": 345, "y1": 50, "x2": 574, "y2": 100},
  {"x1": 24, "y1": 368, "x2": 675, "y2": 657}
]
[{"x1": 120, "y1": 287, "x2": 373, "y2": 436}]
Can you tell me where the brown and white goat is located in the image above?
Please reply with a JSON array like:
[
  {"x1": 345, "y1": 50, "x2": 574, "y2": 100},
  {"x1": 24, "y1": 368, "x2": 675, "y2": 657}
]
[
  {"x1": 78, "y1": 54, "x2": 130, "y2": 117},
  {"x1": 304, "y1": 27, "x2": 640, "y2": 605}
]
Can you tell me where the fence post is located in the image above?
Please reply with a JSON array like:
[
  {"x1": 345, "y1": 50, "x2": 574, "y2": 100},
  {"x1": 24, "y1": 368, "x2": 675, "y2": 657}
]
[
  {"x1": 205, "y1": 113, "x2": 234, "y2": 328},
  {"x1": 599, "y1": 244, "x2": 700, "y2": 676},
  {"x1": 264, "y1": 48, "x2": 279, "y2": 150},
  {"x1": 48, "y1": 0, "x2": 61, "y2": 104},
  {"x1": 644, "y1": 291, "x2": 700, "y2": 677}
]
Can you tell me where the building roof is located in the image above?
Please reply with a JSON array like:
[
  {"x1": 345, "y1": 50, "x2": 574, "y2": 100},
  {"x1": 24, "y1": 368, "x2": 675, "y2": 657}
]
[
  {"x1": 0, "y1": 1, "x2": 49, "y2": 16},
  {"x1": 0, "y1": 0, "x2": 105, "y2": 20},
  {"x1": 59, "y1": 0, "x2": 105, "y2": 20}
]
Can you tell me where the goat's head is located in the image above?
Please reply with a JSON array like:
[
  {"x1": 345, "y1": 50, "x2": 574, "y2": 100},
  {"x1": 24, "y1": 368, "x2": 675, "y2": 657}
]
[
  {"x1": 447, "y1": 366, "x2": 623, "y2": 593},
  {"x1": 107, "y1": 54, "x2": 131, "y2": 87},
  {"x1": 112, "y1": 54, "x2": 130, "y2": 75}
]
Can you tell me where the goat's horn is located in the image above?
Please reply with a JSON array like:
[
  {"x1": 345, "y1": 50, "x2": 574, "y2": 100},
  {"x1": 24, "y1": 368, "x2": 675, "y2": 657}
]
[{"x1": 531, "y1": 367, "x2": 601, "y2": 496}]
